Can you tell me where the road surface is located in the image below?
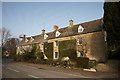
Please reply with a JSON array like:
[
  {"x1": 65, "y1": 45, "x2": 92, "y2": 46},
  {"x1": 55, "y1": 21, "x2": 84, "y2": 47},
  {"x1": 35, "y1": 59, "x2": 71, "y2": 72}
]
[{"x1": 2, "y1": 58, "x2": 119, "y2": 79}]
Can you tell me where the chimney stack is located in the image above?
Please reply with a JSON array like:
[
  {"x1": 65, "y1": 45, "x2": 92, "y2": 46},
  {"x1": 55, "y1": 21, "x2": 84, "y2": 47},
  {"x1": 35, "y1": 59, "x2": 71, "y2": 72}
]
[
  {"x1": 54, "y1": 25, "x2": 59, "y2": 31},
  {"x1": 23, "y1": 35, "x2": 26, "y2": 41},
  {"x1": 19, "y1": 34, "x2": 26, "y2": 41},
  {"x1": 42, "y1": 29, "x2": 45, "y2": 34},
  {"x1": 69, "y1": 20, "x2": 73, "y2": 28}
]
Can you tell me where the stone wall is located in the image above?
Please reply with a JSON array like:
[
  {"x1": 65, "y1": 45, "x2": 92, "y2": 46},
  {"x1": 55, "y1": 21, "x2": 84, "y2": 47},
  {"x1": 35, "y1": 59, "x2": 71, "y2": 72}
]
[
  {"x1": 47, "y1": 31, "x2": 107, "y2": 62},
  {"x1": 77, "y1": 31, "x2": 107, "y2": 62}
]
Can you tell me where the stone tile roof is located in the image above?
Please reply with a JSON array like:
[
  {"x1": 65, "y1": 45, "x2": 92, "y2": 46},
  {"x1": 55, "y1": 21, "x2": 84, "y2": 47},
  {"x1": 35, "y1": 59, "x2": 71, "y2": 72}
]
[
  {"x1": 47, "y1": 18, "x2": 102, "y2": 39},
  {"x1": 32, "y1": 35, "x2": 44, "y2": 44},
  {"x1": 18, "y1": 37, "x2": 30, "y2": 46},
  {"x1": 18, "y1": 18, "x2": 102, "y2": 46}
]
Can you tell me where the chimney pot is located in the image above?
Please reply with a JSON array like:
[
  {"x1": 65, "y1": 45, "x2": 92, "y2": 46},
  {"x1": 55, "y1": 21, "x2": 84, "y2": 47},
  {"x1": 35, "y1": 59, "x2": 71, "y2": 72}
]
[
  {"x1": 69, "y1": 20, "x2": 73, "y2": 28},
  {"x1": 54, "y1": 25, "x2": 59, "y2": 31}
]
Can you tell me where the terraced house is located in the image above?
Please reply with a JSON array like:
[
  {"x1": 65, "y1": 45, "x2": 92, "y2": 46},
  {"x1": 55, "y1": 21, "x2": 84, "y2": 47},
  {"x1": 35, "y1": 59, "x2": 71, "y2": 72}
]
[{"x1": 16, "y1": 18, "x2": 107, "y2": 63}]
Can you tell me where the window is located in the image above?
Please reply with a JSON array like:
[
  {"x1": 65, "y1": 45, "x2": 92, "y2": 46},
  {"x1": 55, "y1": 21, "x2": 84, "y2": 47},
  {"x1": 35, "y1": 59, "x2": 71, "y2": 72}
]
[
  {"x1": 80, "y1": 51, "x2": 84, "y2": 57},
  {"x1": 56, "y1": 31, "x2": 61, "y2": 37},
  {"x1": 79, "y1": 39, "x2": 83, "y2": 44},
  {"x1": 55, "y1": 52, "x2": 59, "y2": 59},
  {"x1": 54, "y1": 41, "x2": 59, "y2": 47},
  {"x1": 77, "y1": 51, "x2": 84, "y2": 57},
  {"x1": 77, "y1": 39, "x2": 83, "y2": 45},
  {"x1": 56, "y1": 41, "x2": 59, "y2": 46},
  {"x1": 44, "y1": 34, "x2": 48, "y2": 39},
  {"x1": 78, "y1": 25, "x2": 84, "y2": 33},
  {"x1": 79, "y1": 29, "x2": 83, "y2": 32}
]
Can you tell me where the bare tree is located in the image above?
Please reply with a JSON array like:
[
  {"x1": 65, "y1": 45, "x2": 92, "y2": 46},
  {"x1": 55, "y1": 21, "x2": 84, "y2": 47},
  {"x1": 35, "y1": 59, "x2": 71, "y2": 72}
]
[
  {"x1": 3, "y1": 38, "x2": 20, "y2": 57},
  {"x1": 0, "y1": 27, "x2": 11, "y2": 46}
]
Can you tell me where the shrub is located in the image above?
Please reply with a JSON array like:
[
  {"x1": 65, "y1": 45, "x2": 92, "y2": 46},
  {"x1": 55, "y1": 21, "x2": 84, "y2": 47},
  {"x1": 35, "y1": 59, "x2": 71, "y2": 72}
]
[
  {"x1": 22, "y1": 52, "x2": 30, "y2": 61},
  {"x1": 15, "y1": 45, "x2": 36, "y2": 62},
  {"x1": 52, "y1": 59, "x2": 61, "y2": 66},
  {"x1": 88, "y1": 60, "x2": 97, "y2": 68},
  {"x1": 35, "y1": 52, "x2": 44, "y2": 63},
  {"x1": 14, "y1": 54, "x2": 24, "y2": 62},
  {"x1": 13, "y1": 54, "x2": 17, "y2": 61},
  {"x1": 46, "y1": 59, "x2": 53, "y2": 65}
]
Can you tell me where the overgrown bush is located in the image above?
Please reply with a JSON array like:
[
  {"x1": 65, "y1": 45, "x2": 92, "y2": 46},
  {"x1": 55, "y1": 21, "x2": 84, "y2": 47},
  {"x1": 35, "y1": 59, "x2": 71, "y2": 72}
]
[
  {"x1": 88, "y1": 60, "x2": 97, "y2": 68},
  {"x1": 46, "y1": 59, "x2": 54, "y2": 65},
  {"x1": 14, "y1": 44, "x2": 36, "y2": 62},
  {"x1": 14, "y1": 54, "x2": 23, "y2": 61},
  {"x1": 54, "y1": 59, "x2": 61, "y2": 66},
  {"x1": 22, "y1": 52, "x2": 35, "y2": 62},
  {"x1": 35, "y1": 52, "x2": 44, "y2": 63}
]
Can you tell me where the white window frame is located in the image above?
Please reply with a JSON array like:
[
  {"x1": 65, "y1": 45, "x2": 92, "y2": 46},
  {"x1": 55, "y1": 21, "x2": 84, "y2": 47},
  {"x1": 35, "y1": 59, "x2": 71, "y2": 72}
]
[
  {"x1": 77, "y1": 51, "x2": 84, "y2": 57},
  {"x1": 44, "y1": 34, "x2": 48, "y2": 39},
  {"x1": 54, "y1": 52, "x2": 59, "y2": 59},
  {"x1": 56, "y1": 31, "x2": 61, "y2": 37},
  {"x1": 78, "y1": 25, "x2": 84, "y2": 33}
]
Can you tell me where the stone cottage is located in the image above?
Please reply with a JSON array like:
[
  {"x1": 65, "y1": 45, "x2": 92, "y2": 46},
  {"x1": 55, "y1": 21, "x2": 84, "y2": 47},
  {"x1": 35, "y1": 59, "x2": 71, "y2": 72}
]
[{"x1": 16, "y1": 18, "x2": 107, "y2": 62}]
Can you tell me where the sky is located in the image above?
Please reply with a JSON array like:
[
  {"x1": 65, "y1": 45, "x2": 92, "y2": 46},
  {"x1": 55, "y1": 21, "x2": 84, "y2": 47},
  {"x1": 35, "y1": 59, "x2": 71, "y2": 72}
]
[
  {"x1": 2, "y1": 2, "x2": 104, "y2": 38},
  {"x1": 0, "y1": 2, "x2": 1, "y2": 28},
  {"x1": 1, "y1": 0, "x2": 105, "y2": 2}
]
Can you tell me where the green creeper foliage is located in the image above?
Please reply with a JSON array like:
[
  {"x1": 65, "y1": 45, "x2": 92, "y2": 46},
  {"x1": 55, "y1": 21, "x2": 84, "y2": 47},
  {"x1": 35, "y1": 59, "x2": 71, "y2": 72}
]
[
  {"x1": 59, "y1": 40, "x2": 77, "y2": 61},
  {"x1": 44, "y1": 42, "x2": 53, "y2": 59}
]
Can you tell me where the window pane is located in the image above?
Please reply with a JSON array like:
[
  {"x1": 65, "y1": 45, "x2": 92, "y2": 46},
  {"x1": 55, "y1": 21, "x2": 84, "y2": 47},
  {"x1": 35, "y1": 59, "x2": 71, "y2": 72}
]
[{"x1": 55, "y1": 52, "x2": 58, "y2": 58}]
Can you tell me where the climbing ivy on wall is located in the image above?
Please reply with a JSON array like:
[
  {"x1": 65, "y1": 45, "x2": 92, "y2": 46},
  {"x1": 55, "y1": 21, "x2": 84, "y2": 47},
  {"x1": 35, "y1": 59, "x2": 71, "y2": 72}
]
[
  {"x1": 35, "y1": 44, "x2": 44, "y2": 61},
  {"x1": 44, "y1": 42, "x2": 53, "y2": 59},
  {"x1": 59, "y1": 39, "x2": 77, "y2": 61}
]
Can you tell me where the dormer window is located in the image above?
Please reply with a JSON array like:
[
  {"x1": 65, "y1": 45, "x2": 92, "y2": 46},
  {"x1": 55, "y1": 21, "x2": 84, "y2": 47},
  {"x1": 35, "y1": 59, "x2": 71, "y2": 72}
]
[
  {"x1": 56, "y1": 31, "x2": 61, "y2": 37},
  {"x1": 44, "y1": 34, "x2": 48, "y2": 39},
  {"x1": 30, "y1": 37, "x2": 34, "y2": 42},
  {"x1": 25, "y1": 38, "x2": 28, "y2": 42},
  {"x1": 78, "y1": 25, "x2": 84, "y2": 33}
]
